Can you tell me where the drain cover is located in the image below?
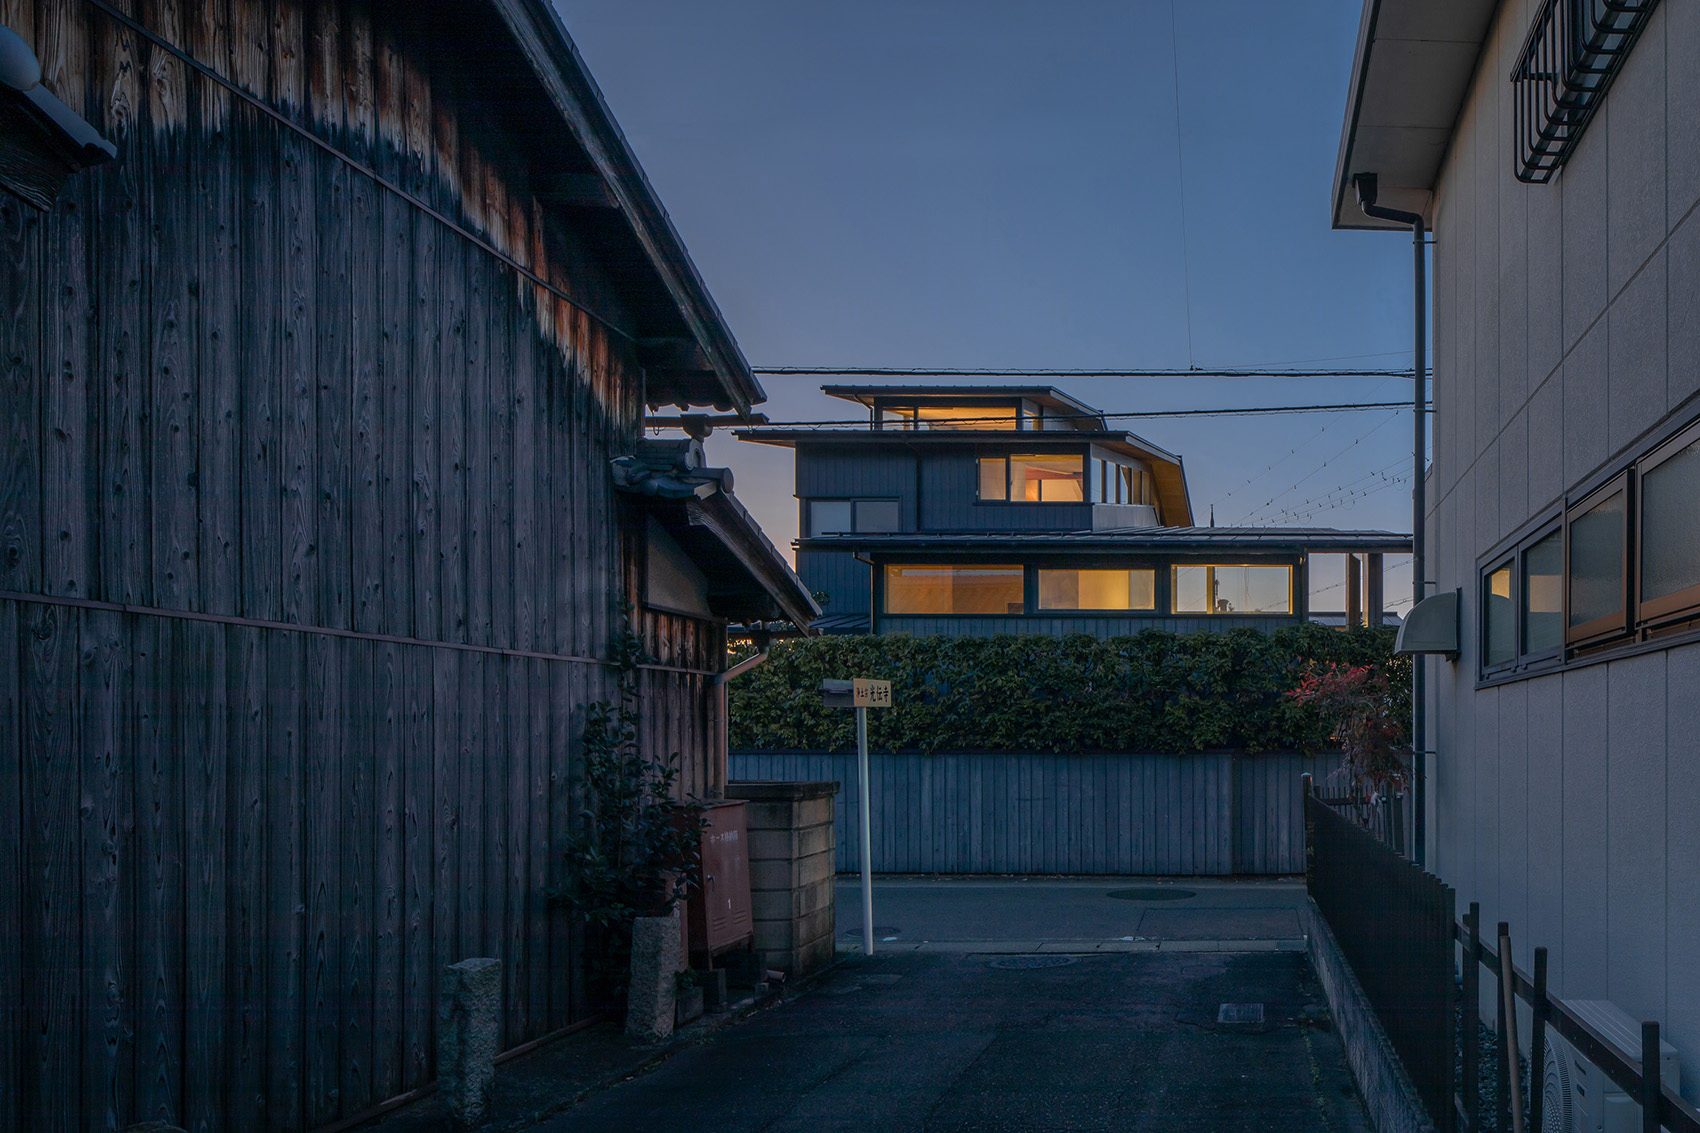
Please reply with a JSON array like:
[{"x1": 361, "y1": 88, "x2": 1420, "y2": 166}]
[
  {"x1": 1106, "y1": 887, "x2": 1197, "y2": 901},
  {"x1": 989, "y1": 955, "x2": 1079, "y2": 970},
  {"x1": 843, "y1": 926, "x2": 901, "y2": 938},
  {"x1": 1218, "y1": 1003, "x2": 1265, "y2": 1023}
]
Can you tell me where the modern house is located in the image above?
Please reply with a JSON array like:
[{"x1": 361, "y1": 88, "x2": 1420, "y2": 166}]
[
  {"x1": 738, "y1": 385, "x2": 1409, "y2": 636},
  {"x1": 1334, "y1": 0, "x2": 1699, "y2": 1101},
  {"x1": 0, "y1": 1, "x2": 813, "y2": 1129}
]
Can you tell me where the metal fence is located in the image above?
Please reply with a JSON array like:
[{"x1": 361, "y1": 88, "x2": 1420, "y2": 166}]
[
  {"x1": 732, "y1": 749, "x2": 1333, "y2": 876},
  {"x1": 1305, "y1": 784, "x2": 1457, "y2": 1131}
]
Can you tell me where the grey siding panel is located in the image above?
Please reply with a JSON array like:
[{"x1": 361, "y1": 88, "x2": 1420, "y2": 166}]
[
  {"x1": 731, "y1": 751, "x2": 1330, "y2": 875},
  {"x1": 796, "y1": 549, "x2": 870, "y2": 616},
  {"x1": 796, "y1": 446, "x2": 919, "y2": 529}
]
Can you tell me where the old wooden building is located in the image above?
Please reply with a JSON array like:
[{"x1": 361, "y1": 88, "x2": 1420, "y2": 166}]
[{"x1": 0, "y1": 0, "x2": 815, "y2": 1128}]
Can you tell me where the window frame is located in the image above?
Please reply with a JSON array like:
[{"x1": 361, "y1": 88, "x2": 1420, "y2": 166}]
[
  {"x1": 878, "y1": 561, "x2": 1026, "y2": 616},
  {"x1": 1634, "y1": 416, "x2": 1700, "y2": 627},
  {"x1": 1034, "y1": 565, "x2": 1159, "y2": 613},
  {"x1": 1563, "y1": 471, "x2": 1632, "y2": 649},
  {"x1": 975, "y1": 446, "x2": 1090, "y2": 505},
  {"x1": 1168, "y1": 561, "x2": 1296, "y2": 617},
  {"x1": 1479, "y1": 555, "x2": 1518, "y2": 676},
  {"x1": 807, "y1": 497, "x2": 901, "y2": 536},
  {"x1": 1518, "y1": 523, "x2": 1565, "y2": 665}
]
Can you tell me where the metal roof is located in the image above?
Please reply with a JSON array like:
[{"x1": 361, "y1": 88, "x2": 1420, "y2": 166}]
[
  {"x1": 803, "y1": 526, "x2": 1411, "y2": 554},
  {"x1": 821, "y1": 385, "x2": 1105, "y2": 418},
  {"x1": 1331, "y1": 0, "x2": 1498, "y2": 230}
]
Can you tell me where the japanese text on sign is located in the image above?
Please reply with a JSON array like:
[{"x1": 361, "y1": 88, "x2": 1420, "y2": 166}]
[{"x1": 852, "y1": 678, "x2": 892, "y2": 708}]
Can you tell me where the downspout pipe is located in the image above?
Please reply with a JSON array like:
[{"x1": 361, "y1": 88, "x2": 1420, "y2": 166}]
[{"x1": 1353, "y1": 171, "x2": 1428, "y2": 867}]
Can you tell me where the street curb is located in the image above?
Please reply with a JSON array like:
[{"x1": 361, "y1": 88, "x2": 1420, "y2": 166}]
[{"x1": 1300, "y1": 899, "x2": 1437, "y2": 1133}]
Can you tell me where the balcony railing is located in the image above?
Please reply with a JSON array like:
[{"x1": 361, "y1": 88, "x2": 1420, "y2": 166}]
[{"x1": 1511, "y1": 0, "x2": 1660, "y2": 183}]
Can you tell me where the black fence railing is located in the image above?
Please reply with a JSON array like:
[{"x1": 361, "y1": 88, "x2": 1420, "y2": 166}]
[
  {"x1": 1305, "y1": 784, "x2": 1457, "y2": 1132},
  {"x1": 1312, "y1": 788, "x2": 1406, "y2": 853},
  {"x1": 1511, "y1": 0, "x2": 1661, "y2": 182},
  {"x1": 1454, "y1": 905, "x2": 1700, "y2": 1133}
]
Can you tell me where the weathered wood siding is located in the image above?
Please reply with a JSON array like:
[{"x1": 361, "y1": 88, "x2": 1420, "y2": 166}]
[
  {"x1": 730, "y1": 751, "x2": 1333, "y2": 876},
  {"x1": 0, "y1": 1, "x2": 728, "y2": 1129}
]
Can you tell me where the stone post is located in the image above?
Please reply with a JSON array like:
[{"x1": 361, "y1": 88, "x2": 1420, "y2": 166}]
[
  {"x1": 439, "y1": 957, "x2": 502, "y2": 1125},
  {"x1": 626, "y1": 908, "x2": 683, "y2": 1043}
]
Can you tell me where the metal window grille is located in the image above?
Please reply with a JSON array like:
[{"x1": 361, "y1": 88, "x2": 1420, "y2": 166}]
[{"x1": 1512, "y1": 0, "x2": 1661, "y2": 183}]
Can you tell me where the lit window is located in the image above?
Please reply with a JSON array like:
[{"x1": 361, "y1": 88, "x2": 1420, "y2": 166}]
[
  {"x1": 978, "y1": 457, "x2": 1007, "y2": 501},
  {"x1": 1566, "y1": 478, "x2": 1627, "y2": 644},
  {"x1": 1037, "y1": 568, "x2": 1156, "y2": 611},
  {"x1": 882, "y1": 564, "x2": 1024, "y2": 615},
  {"x1": 1639, "y1": 428, "x2": 1700, "y2": 622},
  {"x1": 1483, "y1": 559, "x2": 1515, "y2": 667},
  {"x1": 1009, "y1": 454, "x2": 1084, "y2": 501},
  {"x1": 914, "y1": 404, "x2": 1018, "y2": 430},
  {"x1": 1172, "y1": 565, "x2": 1292, "y2": 614},
  {"x1": 1522, "y1": 530, "x2": 1562, "y2": 653}
]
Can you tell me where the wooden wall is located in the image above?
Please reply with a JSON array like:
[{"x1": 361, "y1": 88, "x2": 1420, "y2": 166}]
[
  {"x1": 730, "y1": 750, "x2": 1333, "y2": 877},
  {"x1": 0, "y1": 0, "x2": 729, "y2": 1129}
]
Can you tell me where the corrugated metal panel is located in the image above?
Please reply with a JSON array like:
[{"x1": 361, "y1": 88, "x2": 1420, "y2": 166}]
[{"x1": 730, "y1": 750, "x2": 1334, "y2": 875}]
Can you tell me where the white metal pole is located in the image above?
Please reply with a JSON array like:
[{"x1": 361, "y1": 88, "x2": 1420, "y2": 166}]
[{"x1": 856, "y1": 704, "x2": 874, "y2": 956}]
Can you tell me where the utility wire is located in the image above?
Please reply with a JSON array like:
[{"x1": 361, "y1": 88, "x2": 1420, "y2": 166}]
[
  {"x1": 723, "y1": 402, "x2": 1422, "y2": 432},
  {"x1": 752, "y1": 366, "x2": 1415, "y2": 379},
  {"x1": 1167, "y1": 0, "x2": 1196, "y2": 370}
]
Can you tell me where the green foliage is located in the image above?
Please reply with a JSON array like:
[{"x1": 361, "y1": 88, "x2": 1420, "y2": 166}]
[
  {"x1": 729, "y1": 626, "x2": 1410, "y2": 756},
  {"x1": 552, "y1": 618, "x2": 704, "y2": 1004}
]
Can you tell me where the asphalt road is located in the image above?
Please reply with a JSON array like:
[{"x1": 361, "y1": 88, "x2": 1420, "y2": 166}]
[{"x1": 542, "y1": 947, "x2": 1372, "y2": 1133}]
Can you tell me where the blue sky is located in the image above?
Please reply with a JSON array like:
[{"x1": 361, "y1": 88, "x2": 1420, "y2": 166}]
[{"x1": 555, "y1": 0, "x2": 1421, "y2": 608}]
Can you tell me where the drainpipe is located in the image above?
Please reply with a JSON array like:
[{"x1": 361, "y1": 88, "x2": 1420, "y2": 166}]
[
  {"x1": 714, "y1": 638, "x2": 770, "y2": 796},
  {"x1": 1354, "y1": 172, "x2": 1428, "y2": 867}
]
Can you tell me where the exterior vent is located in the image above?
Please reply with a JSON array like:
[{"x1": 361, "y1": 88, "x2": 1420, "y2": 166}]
[
  {"x1": 1393, "y1": 588, "x2": 1459, "y2": 657},
  {"x1": 1512, "y1": 0, "x2": 1662, "y2": 183}
]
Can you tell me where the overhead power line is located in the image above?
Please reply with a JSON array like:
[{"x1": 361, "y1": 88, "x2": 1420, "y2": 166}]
[
  {"x1": 751, "y1": 366, "x2": 1416, "y2": 380},
  {"x1": 720, "y1": 403, "x2": 1423, "y2": 431}
]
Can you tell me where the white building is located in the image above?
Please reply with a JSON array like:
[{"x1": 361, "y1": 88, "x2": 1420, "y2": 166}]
[{"x1": 1334, "y1": 0, "x2": 1700, "y2": 1100}]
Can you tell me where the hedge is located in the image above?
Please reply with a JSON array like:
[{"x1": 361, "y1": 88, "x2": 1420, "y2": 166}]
[{"x1": 727, "y1": 625, "x2": 1410, "y2": 756}]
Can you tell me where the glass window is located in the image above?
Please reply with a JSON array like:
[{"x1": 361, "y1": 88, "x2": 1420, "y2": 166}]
[
  {"x1": 1098, "y1": 460, "x2": 1109, "y2": 503},
  {"x1": 882, "y1": 564, "x2": 1024, "y2": 615},
  {"x1": 1037, "y1": 568, "x2": 1156, "y2": 611},
  {"x1": 1640, "y1": 432, "x2": 1700, "y2": 615},
  {"x1": 1172, "y1": 564, "x2": 1292, "y2": 614},
  {"x1": 1522, "y1": 530, "x2": 1563, "y2": 653},
  {"x1": 877, "y1": 405, "x2": 917, "y2": 430},
  {"x1": 978, "y1": 457, "x2": 1007, "y2": 501},
  {"x1": 1009, "y1": 454, "x2": 1085, "y2": 502},
  {"x1": 914, "y1": 404, "x2": 1018, "y2": 430},
  {"x1": 1567, "y1": 484, "x2": 1626, "y2": 638},
  {"x1": 853, "y1": 499, "x2": 900, "y2": 532},
  {"x1": 1483, "y1": 559, "x2": 1515, "y2": 667},
  {"x1": 809, "y1": 500, "x2": 853, "y2": 536}
]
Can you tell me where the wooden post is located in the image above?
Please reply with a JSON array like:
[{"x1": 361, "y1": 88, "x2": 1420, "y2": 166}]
[
  {"x1": 1499, "y1": 926, "x2": 1525, "y2": 1133},
  {"x1": 1529, "y1": 948, "x2": 1548, "y2": 1133},
  {"x1": 1642, "y1": 1021, "x2": 1662, "y2": 1133},
  {"x1": 1463, "y1": 903, "x2": 1481, "y2": 1129},
  {"x1": 1367, "y1": 552, "x2": 1384, "y2": 627},
  {"x1": 1346, "y1": 553, "x2": 1362, "y2": 628}
]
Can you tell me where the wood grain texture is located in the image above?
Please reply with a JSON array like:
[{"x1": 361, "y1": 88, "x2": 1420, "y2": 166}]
[{"x1": 0, "y1": 601, "x2": 21, "y2": 1132}]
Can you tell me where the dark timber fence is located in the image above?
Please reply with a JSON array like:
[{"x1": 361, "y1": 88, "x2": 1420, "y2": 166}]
[
  {"x1": 1305, "y1": 785, "x2": 1457, "y2": 1131},
  {"x1": 732, "y1": 749, "x2": 1332, "y2": 875}
]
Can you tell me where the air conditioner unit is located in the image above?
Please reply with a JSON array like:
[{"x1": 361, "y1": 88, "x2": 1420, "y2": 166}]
[{"x1": 1541, "y1": 999, "x2": 1679, "y2": 1133}]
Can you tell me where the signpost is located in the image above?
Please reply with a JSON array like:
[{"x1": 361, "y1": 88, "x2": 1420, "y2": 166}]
[{"x1": 822, "y1": 678, "x2": 891, "y2": 954}]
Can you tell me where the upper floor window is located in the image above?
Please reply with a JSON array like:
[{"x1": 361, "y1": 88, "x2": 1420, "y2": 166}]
[
  {"x1": 1638, "y1": 420, "x2": 1700, "y2": 624},
  {"x1": 809, "y1": 498, "x2": 900, "y2": 536},
  {"x1": 1171, "y1": 564, "x2": 1292, "y2": 615},
  {"x1": 1483, "y1": 558, "x2": 1516, "y2": 669},
  {"x1": 1475, "y1": 521, "x2": 1564, "y2": 678},
  {"x1": 978, "y1": 453, "x2": 1085, "y2": 502},
  {"x1": 883, "y1": 564, "x2": 1024, "y2": 615},
  {"x1": 878, "y1": 403, "x2": 1020, "y2": 431},
  {"x1": 1566, "y1": 474, "x2": 1628, "y2": 646}
]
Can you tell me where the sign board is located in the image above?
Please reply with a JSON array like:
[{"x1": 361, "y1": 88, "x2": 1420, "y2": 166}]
[{"x1": 852, "y1": 678, "x2": 892, "y2": 708}]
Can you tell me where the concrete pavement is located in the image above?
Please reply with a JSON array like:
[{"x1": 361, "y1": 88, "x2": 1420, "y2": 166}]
[{"x1": 529, "y1": 878, "x2": 1371, "y2": 1132}]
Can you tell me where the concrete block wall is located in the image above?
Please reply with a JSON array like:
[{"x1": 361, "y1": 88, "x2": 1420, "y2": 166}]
[
  {"x1": 1426, "y1": 0, "x2": 1700, "y2": 1100},
  {"x1": 726, "y1": 781, "x2": 839, "y2": 979}
]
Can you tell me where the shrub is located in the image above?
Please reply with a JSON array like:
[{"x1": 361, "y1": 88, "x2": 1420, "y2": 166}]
[{"x1": 728, "y1": 625, "x2": 1409, "y2": 756}]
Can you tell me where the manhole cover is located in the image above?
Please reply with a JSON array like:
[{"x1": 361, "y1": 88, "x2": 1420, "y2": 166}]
[
  {"x1": 1106, "y1": 887, "x2": 1197, "y2": 901},
  {"x1": 1218, "y1": 1003, "x2": 1265, "y2": 1023},
  {"x1": 843, "y1": 926, "x2": 902, "y2": 938},
  {"x1": 988, "y1": 955, "x2": 1079, "y2": 970}
]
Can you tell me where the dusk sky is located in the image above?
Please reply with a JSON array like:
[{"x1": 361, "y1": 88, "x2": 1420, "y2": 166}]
[{"x1": 555, "y1": 0, "x2": 1422, "y2": 609}]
